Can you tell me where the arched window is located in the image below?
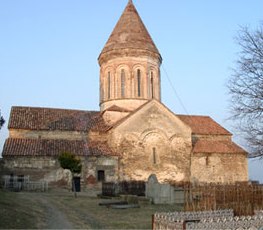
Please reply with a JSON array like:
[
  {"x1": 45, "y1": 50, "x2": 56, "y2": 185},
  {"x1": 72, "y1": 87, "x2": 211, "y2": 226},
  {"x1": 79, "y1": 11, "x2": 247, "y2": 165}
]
[
  {"x1": 150, "y1": 71, "x2": 154, "y2": 99},
  {"x1": 107, "y1": 71, "x2": 111, "y2": 99},
  {"x1": 152, "y1": 147, "x2": 157, "y2": 164},
  {"x1": 121, "y1": 69, "x2": 125, "y2": 98},
  {"x1": 137, "y1": 69, "x2": 141, "y2": 97}
]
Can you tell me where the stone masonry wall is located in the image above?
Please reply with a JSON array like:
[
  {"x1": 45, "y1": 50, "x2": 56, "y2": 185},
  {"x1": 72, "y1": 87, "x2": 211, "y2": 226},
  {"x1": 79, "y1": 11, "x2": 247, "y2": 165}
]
[
  {"x1": 115, "y1": 132, "x2": 192, "y2": 182},
  {"x1": 82, "y1": 156, "x2": 119, "y2": 188},
  {"x1": 191, "y1": 152, "x2": 248, "y2": 183},
  {"x1": 100, "y1": 56, "x2": 161, "y2": 112},
  {"x1": 109, "y1": 101, "x2": 192, "y2": 183},
  {"x1": 2, "y1": 154, "x2": 119, "y2": 189},
  {"x1": 2, "y1": 156, "x2": 66, "y2": 184}
]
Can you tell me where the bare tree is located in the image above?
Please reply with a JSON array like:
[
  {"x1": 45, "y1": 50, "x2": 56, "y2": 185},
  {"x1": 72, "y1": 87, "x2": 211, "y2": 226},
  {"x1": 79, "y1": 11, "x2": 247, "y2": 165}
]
[
  {"x1": 0, "y1": 110, "x2": 5, "y2": 130},
  {"x1": 227, "y1": 23, "x2": 263, "y2": 158}
]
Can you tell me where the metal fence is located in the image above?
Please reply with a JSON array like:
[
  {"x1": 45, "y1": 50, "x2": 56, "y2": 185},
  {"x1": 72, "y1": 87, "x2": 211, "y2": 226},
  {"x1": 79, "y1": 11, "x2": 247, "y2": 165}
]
[
  {"x1": 2, "y1": 175, "x2": 48, "y2": 192},
  {"x1": 102, "y1": 180, "x2": 145, "y2": 196}
]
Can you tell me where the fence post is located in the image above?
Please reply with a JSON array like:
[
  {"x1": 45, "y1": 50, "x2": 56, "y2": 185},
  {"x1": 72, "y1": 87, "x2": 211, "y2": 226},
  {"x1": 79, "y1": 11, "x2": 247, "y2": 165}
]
[
  {"x1": 152, "y1": 214, "x2": 155, "y2": 230},
  {"x1": 183, "y1": 220, "x2": 186, "y2": 230}
]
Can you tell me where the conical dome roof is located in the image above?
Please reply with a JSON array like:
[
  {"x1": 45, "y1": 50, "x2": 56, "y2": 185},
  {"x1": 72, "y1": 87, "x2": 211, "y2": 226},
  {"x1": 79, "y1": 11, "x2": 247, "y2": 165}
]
[{"x1": 98, "y1": 0, "x2": 162, "y2": 64}]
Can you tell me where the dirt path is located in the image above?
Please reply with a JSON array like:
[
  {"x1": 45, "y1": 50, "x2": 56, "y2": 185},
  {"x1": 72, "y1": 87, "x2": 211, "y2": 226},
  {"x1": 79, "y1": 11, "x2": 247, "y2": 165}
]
[
  {"x1": 29, "y1": 193, "x2": 75, "y2": 229},
  {"x1": 44, "y1": 199, "x2": 74, "y2": 229},
  {"x1": 20, "y1": 192, "x2": 103, "y2": 229}
]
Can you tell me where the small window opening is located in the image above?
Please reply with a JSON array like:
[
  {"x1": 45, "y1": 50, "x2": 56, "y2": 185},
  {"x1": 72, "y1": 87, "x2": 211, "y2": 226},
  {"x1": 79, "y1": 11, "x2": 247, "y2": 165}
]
[
  {"x1": 153, "y1": 147, "x2": 156, "y2": 164},
  {"x1": 97, "y1": 170, "x2": 105, "y2": 182},
  {"x1": 206, "y1": 156, "x2": 209, "y2": 166}
]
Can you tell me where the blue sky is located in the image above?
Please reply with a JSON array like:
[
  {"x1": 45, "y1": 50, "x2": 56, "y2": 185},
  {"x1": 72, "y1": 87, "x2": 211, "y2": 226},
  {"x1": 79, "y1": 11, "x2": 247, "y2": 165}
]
[{"x1": 0, "y1": 0, "x2": 262, "y2": 182}]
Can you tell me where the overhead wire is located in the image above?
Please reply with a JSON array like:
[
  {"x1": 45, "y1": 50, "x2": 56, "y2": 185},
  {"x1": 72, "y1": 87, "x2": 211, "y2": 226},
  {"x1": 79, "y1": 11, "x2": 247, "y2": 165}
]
[{"x1": 161, "y1": 64, "x2": 191, "y2": 116}]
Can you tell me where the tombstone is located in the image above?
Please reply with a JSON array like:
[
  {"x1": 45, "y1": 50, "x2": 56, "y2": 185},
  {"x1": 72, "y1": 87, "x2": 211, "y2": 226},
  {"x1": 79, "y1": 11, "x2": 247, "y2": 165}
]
[
  {"x1": 146, "y1": 174, "x2": 185, "y2": 204},
  {"x1": 148, "y1": 174, "x2": 158, "y2": 184},
  {"x1": 146, "y1": 174, "x2": 173, "y2": 204},
  {"x1": 146, "y1": 174, "x2": 158, "y2": 203}
]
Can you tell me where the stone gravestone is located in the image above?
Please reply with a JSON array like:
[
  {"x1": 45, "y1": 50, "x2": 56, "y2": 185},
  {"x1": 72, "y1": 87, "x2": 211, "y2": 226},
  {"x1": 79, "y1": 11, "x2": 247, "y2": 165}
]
[
  {"x1": 146, "y1": 174, "x2": 184, "y2": 204},
  {"x1": 145, "y1": 174, "x2": 158, "y2": 203},
  {"x1": 146, "y1": 174, "x2": 173, "y2": 204}
]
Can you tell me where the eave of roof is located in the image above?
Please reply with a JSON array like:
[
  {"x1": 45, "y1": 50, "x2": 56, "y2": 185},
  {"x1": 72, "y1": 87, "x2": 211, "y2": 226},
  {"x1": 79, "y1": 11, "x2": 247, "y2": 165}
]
[
  {"x1": 2, "y1": 138, "x2": 119, "y2": 157},
  {"x1": 105, "y1": 105, "x2": 132, "y2": 113},
  {"x1": 193, "y1": 139, "x2": 247, "y2": 154}
]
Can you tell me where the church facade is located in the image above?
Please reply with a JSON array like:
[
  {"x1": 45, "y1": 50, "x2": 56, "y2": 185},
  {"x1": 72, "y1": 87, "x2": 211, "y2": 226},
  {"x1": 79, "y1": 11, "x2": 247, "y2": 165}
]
[{"x1": 1, "y1": 1, "x2": 248, "y2": 188}]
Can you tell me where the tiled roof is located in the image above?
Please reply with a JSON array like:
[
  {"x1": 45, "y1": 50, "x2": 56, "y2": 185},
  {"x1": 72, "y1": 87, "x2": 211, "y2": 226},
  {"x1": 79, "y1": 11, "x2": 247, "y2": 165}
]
[
  {"x1": 8, "y1": 106, "x2": 111, "y2": 132},
  {"x1": 99, "y1": 0, "x2": 161, "y2": 61},
  {"x1": 177, "y1": 115, "x2": 231, "y2": 135},
  {"x1": 108, "y1": 100, "x2": 232, "y2": 136},
  {"x1": 193, "y1": 139, "x2": 247, "y2": 154},
  {"x1": 2, "y1": 138, "x2": 119, "y2": 157}
]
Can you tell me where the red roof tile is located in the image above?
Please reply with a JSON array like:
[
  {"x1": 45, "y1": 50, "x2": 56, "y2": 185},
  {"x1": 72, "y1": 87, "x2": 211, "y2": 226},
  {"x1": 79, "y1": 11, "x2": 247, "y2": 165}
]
[
  {"x1": 2, "y1": 138, "x2": 119, "y2": 157},
  {"x1": 177, "y1": 115, "x2": 231, "y2": 135},
  {"x1": 99, "y1": 0, "x2": 161, "y2": 62},
  {"x1": 193, "y1": 139, "x2": 247, "y2": 154},
  {"x1": 8, "y1": 106, "x2": 111, "y2": 132}
]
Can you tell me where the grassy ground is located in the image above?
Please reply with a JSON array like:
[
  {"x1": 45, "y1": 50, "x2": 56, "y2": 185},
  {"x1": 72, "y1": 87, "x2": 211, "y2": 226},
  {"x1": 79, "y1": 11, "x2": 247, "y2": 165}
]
[
  {"x1": 0, "y1": 189, "x2": 183, "y2": 229},
  {"x1": 0, "y1": 191, "x2": 46, "y2": 229}
]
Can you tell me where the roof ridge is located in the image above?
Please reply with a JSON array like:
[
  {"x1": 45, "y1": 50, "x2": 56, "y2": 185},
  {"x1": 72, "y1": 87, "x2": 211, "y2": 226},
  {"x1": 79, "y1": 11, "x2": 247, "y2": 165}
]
[
  {"x1": 11, "y1": 106, "x2": 99, "y2": 113},
  {"x1": 108, "y1": 100, "x2": 151, "y2": 130},
  {"x1": 177, "y1": 114, "x2": 210, "y2": 118}
]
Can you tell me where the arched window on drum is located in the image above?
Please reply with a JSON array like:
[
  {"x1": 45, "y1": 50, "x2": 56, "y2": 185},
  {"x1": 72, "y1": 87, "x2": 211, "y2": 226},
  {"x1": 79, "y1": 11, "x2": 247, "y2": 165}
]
[
  {"x1": 107, "y1": 71, "x2": 111, "y2": 99},
  {"x1": 137, "y1": 69, "x2": 141, "y2": 97},
  {"x1": 149, "y1": 71, "x2": 154, "y2": 99},
  {"x1": 121, "y1": 69, "x2": 125, "y2": 98}
]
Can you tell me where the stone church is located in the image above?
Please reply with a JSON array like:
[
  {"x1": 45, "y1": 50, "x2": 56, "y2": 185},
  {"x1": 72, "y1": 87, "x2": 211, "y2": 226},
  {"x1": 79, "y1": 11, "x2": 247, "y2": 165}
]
[{"x1": 1, "y1": 0, "x2": 248, "y2": 187}]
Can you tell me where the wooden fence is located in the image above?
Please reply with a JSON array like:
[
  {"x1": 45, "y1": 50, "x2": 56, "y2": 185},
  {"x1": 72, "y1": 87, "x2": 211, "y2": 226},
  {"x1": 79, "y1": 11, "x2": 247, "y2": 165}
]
[{"x1": 182, "y1": 182, "x2": 263, "y2": 216}]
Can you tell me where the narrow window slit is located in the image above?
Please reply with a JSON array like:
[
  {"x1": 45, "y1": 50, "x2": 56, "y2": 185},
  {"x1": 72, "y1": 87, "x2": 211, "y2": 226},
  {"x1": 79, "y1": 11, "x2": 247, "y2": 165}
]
[
  {"x1": 137, "y1": 69, "x2": 141, "y2": 97},
  {"x1": 153, "y1": 147, "x2": 156, "y2": 164}
]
